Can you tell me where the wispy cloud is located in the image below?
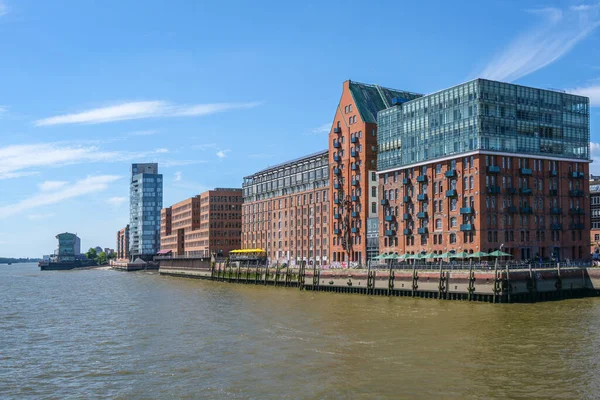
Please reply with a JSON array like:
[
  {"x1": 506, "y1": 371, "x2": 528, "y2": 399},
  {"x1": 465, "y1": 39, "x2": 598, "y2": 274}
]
[
  {"x1": 216, "y1": 149, "x2": 229, "y2": 159},
  {"x1": 0, "y1": 142, "x2": 169, "y2": 180},
  {"x1": 27, "y1": 213, "x2": 55, "y2": 221},
  {"x1": 155, "y1": 148, "x2": 169, "y2": 153},
  {"x1": 568, "y1": 84, "x2": 600, "y2": 106},
  {"x1": 591, "y1": 142, "x2": 600, "y2": 175},
  {"x1": 35, "y1": 101, "x2": 262, "y2": 126},
  {"x1": 0, "y1": 175, "x2": 122, "y2": 218},
  {"x1": 129, "y1": 130, "x2": 158, "y2": 136},
  {"x1": 479, "y1": 5, "x2": 600, "y2": 82},
  {"x1": 38, "y1": 181, "x2": 68, "y2": 191},
  {"x1": 161, "y1": 160, "x2": 207, "y2": 167},
  {"x1": 174, "y1": 171, "x2": 182, "y2": 181},
  {"x1": 0, "y1": 106, "x2": 7, "y2": 117},
  {"x1": 307, "y1": 123, "x2": 331, "y2": 135},
  {"x1": 106, "y1": 196, "x2": 127, "y2": 206},
  {"x1": 0, "y1": 1, "x2": 7, "y2": 17}
]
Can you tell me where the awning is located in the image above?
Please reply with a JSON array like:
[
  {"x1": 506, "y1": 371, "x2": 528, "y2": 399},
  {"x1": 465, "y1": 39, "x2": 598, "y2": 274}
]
[{"x1": 157, "y1": 250, "x2": 172, "y2": 255}]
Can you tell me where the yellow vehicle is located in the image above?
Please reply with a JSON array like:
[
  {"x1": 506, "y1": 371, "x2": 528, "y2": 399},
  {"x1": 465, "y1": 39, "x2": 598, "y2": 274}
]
[{"x1": 229, "y1": 249, "x2": 267, "y2": 262}]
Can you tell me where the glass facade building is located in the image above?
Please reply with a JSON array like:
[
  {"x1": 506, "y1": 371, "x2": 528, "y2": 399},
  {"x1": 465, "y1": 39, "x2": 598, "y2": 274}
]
[
  {"x1": 129, "y1": 163, "x2": 163, "y2": 256},
  {"x1": 55, "y1": 232, "x2": 81, "y2": 261},
  {"x1": 378, "y1": 79, "x2": 590, "y2": 171}
]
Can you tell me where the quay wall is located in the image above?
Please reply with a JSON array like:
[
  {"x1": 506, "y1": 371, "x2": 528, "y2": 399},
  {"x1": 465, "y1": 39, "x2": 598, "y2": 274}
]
[{"x1": 157, "y1": 259, "x2": 600, "y2": 303}]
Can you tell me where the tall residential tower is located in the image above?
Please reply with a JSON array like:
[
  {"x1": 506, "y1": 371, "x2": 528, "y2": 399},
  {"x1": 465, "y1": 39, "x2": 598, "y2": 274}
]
[{"x1": 129, "y1": 163, "x2": 163, "y2": 258}]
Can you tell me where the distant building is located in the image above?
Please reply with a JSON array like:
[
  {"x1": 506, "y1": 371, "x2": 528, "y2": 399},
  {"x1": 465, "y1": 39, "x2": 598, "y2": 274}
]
[
  {"x1": 94, "y1": 246, "x2": 103, "y2": 254},
  {"x1": 160, "y1": 188, "x2": 242, "y2": 257},
  {"x1": 55, "y1": 232, "x2": 81, "y2": 261},
  {"x1": 590, "y1": 177, "x2": 600, "y2": 254},
  {"x1": 129, "y1": 163, "x2": 163, "y2": 257},
  {"x1": 104, "y1": 248, "x2": 114, "y2": 255},
  {"x1": 116, "y1": 225, "x2": 130, "y2": 260}
]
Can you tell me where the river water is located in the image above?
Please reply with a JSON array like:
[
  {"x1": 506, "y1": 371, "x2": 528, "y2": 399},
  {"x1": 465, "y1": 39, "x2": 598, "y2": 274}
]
[{"x1": 2, "y1": 263, "x2": 600, "y2": 399}]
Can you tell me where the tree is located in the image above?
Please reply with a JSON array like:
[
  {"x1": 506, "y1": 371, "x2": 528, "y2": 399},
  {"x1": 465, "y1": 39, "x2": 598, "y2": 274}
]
[
  {"x1": 97, "y1": 252, "x2": 107, "y2": 265},
  {"x1": 86, "y1": 248, "x2": 97, "y2": 260}
]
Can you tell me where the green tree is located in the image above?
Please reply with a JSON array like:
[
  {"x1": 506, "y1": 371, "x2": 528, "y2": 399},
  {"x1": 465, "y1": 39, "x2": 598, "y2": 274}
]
[
  {"x1": 98, "y1": 252, "x2": 107, "y2": 265},
  {"x1": 86, "y1": 248, "x2": 97, "y2": 260}
]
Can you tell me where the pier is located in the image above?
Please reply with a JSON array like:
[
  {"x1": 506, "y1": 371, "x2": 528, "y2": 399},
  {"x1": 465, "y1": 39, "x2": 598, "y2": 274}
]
[{"x1": 156, "y1": 257, "x2": 600, "y2": 303}]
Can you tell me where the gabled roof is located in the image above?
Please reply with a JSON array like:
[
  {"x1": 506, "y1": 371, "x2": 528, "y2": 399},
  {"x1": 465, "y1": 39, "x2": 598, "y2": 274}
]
[{"x1": 348, "y1": 81, "x2": 422, "y2": 123}]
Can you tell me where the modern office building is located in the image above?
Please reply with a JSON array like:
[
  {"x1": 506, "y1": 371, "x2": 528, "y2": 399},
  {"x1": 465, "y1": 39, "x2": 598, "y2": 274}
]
[
  {"x1": 129, "y1": 163, "x2": 163, "y2": 258},
  {"x1": 242, "y1": 151, "x2": 330, "y2": 266},
  {"x1": 328, "y1": 80, "x2": 422, "y2": 265},
  {"x1": 377, "y1": 78, "x2": 590, "y2": 261},
  {"x1": 160, "y1": 188, "x2": 242, "y2": 257},
  {"x1": 55, "y1": 232, "x2": 81, "y2": 261},
  {"x1": 116, "y1": 225, "x2": 130, "y2": 260}
]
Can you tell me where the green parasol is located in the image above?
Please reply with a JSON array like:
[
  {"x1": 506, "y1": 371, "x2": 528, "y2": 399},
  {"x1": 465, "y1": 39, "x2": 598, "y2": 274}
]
[
  {"x1": 488, "y1": 250, "x2": 512, "y2": 257},
  {"x1": 468, "y1": 251, "x2": 490, "y2": 258}
]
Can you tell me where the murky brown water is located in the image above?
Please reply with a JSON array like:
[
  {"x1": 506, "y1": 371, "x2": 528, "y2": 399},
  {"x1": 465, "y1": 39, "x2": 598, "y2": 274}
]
[{"x1": 2, "y1": 263, "x2": 600, "y2": 399}]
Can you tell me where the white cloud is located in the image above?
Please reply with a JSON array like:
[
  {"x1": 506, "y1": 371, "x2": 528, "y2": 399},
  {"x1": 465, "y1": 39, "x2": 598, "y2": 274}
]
[
  {"x1": 591, "y1": 142, "x2": 600, "y2": 175},
  {"x1": 0, "y1": 142, "x2": 168, "y2": 180},
  {"x1": 35, "y1": 101, "x2": 262, "y2": 126},
  {"x1": 27, "y1": 213, "x2": 55, "y2": 221},
  {"x1": 38, "y1": 181, "x2": 68, "y2": 191},
  {"x1": 161, "y1": 160, "x2": 207, "y2": 167},
  {"x1": 130, "y1": 130, "x2": 158, "y2": 136},
  {"x1": 216, "y1": 149, "x2": 229, "y2": 159},
  {"x1": 479, "y1": 6, "x2": 600, "y2": 82},
  {"x1": 308, "y1": 123, "x2": 331, "y2": 135},
  {"x1": 568, "y1": 84, "x2": 600, "y2": 106},
  {"x1": 174, "y1": 171, "x2": 182, "y2": 181},
  {"x1": 0, "y1": 1, "x2": 7, "y2": 17},
  {"x1": 155, "y1": 148, "x2": 169, "y2": 153},
  {"x1": 0, "y1": 175, "x2": 122, "y2": 218},
  {"x1": 106, "y1": 196, "x2": 127, "y2": 206}
]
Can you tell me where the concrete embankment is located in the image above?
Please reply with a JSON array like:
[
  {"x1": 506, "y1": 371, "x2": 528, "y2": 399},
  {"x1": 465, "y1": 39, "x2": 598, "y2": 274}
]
[{"x1": 157, "y1": 258, "x2": 600, "y2": 303}]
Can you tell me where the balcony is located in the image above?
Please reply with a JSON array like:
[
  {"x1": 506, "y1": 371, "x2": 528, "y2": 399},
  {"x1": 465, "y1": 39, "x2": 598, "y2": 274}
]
[
  {"x1": 551, "y1": 224, "x2": 563, "y2": 231},
  {"x1": 487, "y1": 165, "x2": 501, "y2": 174},
  {"x1": 334, "y1": 228, "x2": 341, "y2": 235},
  {"x1": 571, "y1": 171, "x2": 585, "y2": 179},
  {"x1": 569, "y1": 223, "x2": 585, "y2": 230},
  {"x1": 351, "y1": 164, "x2": 358, "y2": 171},
  {"x1": 487, "y1": 186, "x2": 501, "y2": 194},
  {"x1": 351, "y1": 227, "x2": 358, "y2": 233},
  {"x1": 351, "y1": 195, "x2": 358, "y2": 202},
  {"x1": 520, "y1": 206, "x2": 533, "y2": 214},
  {"x1": 333, "y1": 127, "x2": 341, "y2": 134},
  {"x1": 460, "y1": 207, "x2": 473, "y2": 214},
  {"x1": 334, "y1": 183, "x2": 340, "y2": 189},
  {"x1": 417, "y1": 227, "x2": 428, "y2": 234},
  {"x1": 446, "y1": 189, "x2": 457, "y2": 197},
  {"x1": 402, "y1": 177, "x2": 411, "y2": 185},
  {"x1": 352, "y1": 211, "x2": 359, "y2": 218},
  {"x1": 569, "y1": 208, "x2": 585, "y2": 215},
  {"x1": 549, "y1": 170, "x2": 558, "y2": 177},
  {"x1": 519, "y1": 168, "x2": 532, "y2": 175},
  {"x1": 351, "y1": 150, "x2": 358, "y2": 158},
  {"x1": 550, "y1": 207, "x2": 562, "y2": 215},
  {"x1": 334, "y1": 213, "x2": 341, "y2": 219},
  {"x1": 569, "y1": 190, "x2": 584, "y2": 197},
  {"x1": 416, "y1": 175, "x2": 427, "y2": 183},
  {"x1": 381, "y1": 199, "x2": 389, "y2": 206},
  {"x1": 507, "y1": 206, "x2": 518, "y2": 213},
  {"x1": 417, "y1": 193, "x2": 428, "y2": 201},
  {"x1": 333, "y1": 155, "x2": 341, "y2": 162},
  {"x1": 403, "y1": 228, "x2": 412, "y2": 235},
  {"x1": 460, "y1": 224, "x2": 473, "y2": 231},
  {"x1": 351, "y1": 136, "x2": 358, "y2": 144},
  {"x1": 417, "y1": 211, "x2": 428, "y2": 219},
  {"x1": 352, "y1": 179, "x2": 359, "y2": 187},
  {"x1": 549, "y1": 189, "x2": 558, "y2": 196},
  {"x1": 385, "y1": 215, "x2": 395, "y2": 222},
  {"x1": 403, "y1": 196, "x2": 412, "y2": 203},
  {"x1": 334, "y1": 198, "x2": 341, "y2": 205},
  {"x1": 385, "y1": 230, "x2": 396, "y2": 236},
  {"x1": 520, "y1": 188, "x2": 532, "y2": 195},
  {"x1": 333, "y1": 167, "x2": 341, "y2": 175},
  {"x1": 403, "y1": 213, "x2": 412, "y2": 221},
  {"x1": 506, "y1": 187, "x2": 517, "y2": 195},
  {"x1": 445, "y1": 170, "x2": 456, "y2": 178},
  {"x1": 333, "y1": 141, "x2": 340, "y2": 148}
]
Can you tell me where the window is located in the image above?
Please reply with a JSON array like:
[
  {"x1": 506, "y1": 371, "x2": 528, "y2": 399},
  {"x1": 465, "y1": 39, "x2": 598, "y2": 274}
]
[
  {"x1": 371, "y1": 186, "x2": 376, "y2": 197},
  {"x1": 371, "y1": 172, "x2": 376, "y2": 182},
  {"x1": 435, "y1": 219, "x2": 442, "y2": 230},
  {"x1": 372, "y1": 202, "x2": 376, "y2": 214},
  {"x1": 450, "y1": 217, "x2": 457, "y2": 227},
  {"x1": 450, "y1": 233, "x2": 456, "y2": 243}
]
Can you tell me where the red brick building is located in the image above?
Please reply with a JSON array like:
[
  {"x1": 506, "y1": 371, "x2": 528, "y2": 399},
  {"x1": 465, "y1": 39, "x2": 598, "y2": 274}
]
[
  {"x1": 161, "y1": 188, "x2": 242, "y2": 257},
  {"x1": 116, "y1": 225, "x2": 129, "y2": 260}
]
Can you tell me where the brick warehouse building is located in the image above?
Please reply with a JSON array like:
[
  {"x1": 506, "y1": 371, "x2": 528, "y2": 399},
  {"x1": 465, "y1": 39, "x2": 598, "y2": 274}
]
[
  {"x1": 328, "y1": 81, "x2": 422, "y2": 265},
  {"x1": 116, "y1": 225, "x2": 129, "y2": 260},
  {"x1": 242, "y1": 151, "x2": 330, "y2": 266},
  {"x1": 377, "y1": 79, "x2": 590, "y2": 261},
  {"x1": 160, "y1": 188, "x2": 242, "y2": 257}
]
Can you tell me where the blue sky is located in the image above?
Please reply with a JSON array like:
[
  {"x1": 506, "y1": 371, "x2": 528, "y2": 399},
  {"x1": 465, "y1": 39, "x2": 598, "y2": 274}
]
[{"x1": 1, "y1": 0, "x2": 599, "y2": 257}]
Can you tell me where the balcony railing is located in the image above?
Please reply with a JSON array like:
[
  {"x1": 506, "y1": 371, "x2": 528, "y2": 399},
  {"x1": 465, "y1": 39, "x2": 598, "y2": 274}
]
[
  {"x1": 351, "y1": 150, "x2": 358, "y2": 157},
  {"x1": 551, "y1": 224, "x2": 562, "y2": 230},
  {"x1": 445, "y1": 170, "x2": 456, "y2": 178},
  {"x1": 520, "y1": 206, "x2": 533, "y2": 214},
  {"x1": 381, "y1": 199, "x2": 389, "y2": 206},
  {"x1": 569, "y1": 190, "x2": 584, "y2": 197},
  {"x1": 334, "y1": 213, "x2": 341, "y2": 219},
  {"x1": 351, "y1": 164, "x2": 358, "y2": 171},
  {"x1": 334, "y1": 228, "x2": 341, "y2": 235},
  {"x1": 352, "y1": 211, "x2": 359, "y2": 218},
  {"x1": 403, "y1": 213, "x2": 412, "y2": 221},
  {"x1": 549, "y1": 170, "x2": 558, "y2": 177},
  {"x1": 351, "y1": 136, "x2": 358, "y2": 143},
  {"x1": 385, "y1": 215, "x2": 395, "y2": 222},
  {"x1": 460, "y1": 207, "x2": 473, "y2": 214},
  {"x1": 460, "y1": 224, "x2": 473, "y2": 231},
  {"x1": 571, "y1": 171, "x2": 585, "y2": 179},
  {"x1": 385, "y1": 230, "x2": 396, "y2": 236},
  {"x1": 487, "y1": 186, "x2": 501, "y2": 194},
  {"x1": 550, "y1": 207, "x2": 562, "y2": 215},
  {"x1": 416, "y1": 175, "x2": 427, "y2": 183},
  {"x1": 507, "y1": 206, "x2": 518, "y2": 213},
  {"x1": 520, "y1": 188, "x2": 532, "y2": 195},
  {"x1": 351, "y1": 195, "x2": 358, "y2": 202},
  {"x1": 352, "y1": 180, "x2": 359, "y2": 186},
  {"x1": 506, "y1": 187, "x2": 517, "y2": 195},
  {"x1": 417, "y1": 193, "x2": 428, "y2": 201},
  {"x1": 333, "y1": 127, "x2": 341, "y2": 134},
  {"x1": 446, "y1": 189, "x2": 457, "y2": 197},
  {"x1": 334, "y1": 183, "x2": 340, "y2": 189},
  {"x1": 569, "y1": 208, "x2": 585, "y2": 215},
  {"x1": 403, "y1": 228, "x2": 412, "y2": 235},
  {"x1": 418, "y1": 227, "x2": 428, "y2": 234},
  {"x1": 333, "y1": 141, "x2": 340, "y2": 148},
  {"x1": 351, "y1": 227, "x2": 358, "y2": 233},
  {"x1": 417, "y1": 211, "x2": 428, "y2": 219},
  {"x1": 570, "y1": 223, "x2": 585, "y2": 230},
  {"x1": 519, "y1": 168, "x2": 532, "y2": 175},
  {"x1": 487, "y1": 165, "x2": 501, "y2": 174},
  {"x1": 333, "y1": 167, "x2": 340, "y2": 175},
  {"x1": 333, "y1": 155, "x2": 341, "y2": 162},
  {"x1": 402, "y1": 177, "x2": 411, "y2": 185},
  {"x1": 334, "y1": 198, "x2": 340, "y2": 204},
  {"x1": 403, "y1": 196, "x2": 412, "y2": 203},
  {"x1": 549, "y1": 189, "x2": 558, "y2": 196}
]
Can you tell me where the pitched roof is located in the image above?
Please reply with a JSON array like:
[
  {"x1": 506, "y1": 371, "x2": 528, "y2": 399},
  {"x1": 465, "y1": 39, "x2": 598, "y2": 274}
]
[{"x1": 348, "y1": 81, "x2": 422, "y2": 123}]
